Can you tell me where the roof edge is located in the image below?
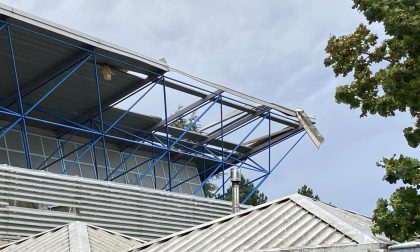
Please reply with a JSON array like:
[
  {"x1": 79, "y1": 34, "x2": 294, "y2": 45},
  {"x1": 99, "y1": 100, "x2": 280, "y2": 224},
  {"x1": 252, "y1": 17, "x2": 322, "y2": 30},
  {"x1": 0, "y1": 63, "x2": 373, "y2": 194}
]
[
  {"x1": 289, "y1": 194, "x2": 380, "y2": 244},
  {"x1": 0, "y1": 3, "x2": 170, "y2": 73}
]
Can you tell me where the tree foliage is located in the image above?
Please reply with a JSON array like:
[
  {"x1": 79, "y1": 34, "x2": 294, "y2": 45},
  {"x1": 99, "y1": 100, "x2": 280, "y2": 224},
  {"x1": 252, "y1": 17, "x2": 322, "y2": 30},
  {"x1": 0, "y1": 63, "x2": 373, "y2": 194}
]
[
  {"x1": 297, "y1": 185, "x2": 320, "y2": 200},
  {"x1": 171, "y1": 106, "x2": 216, "y2": 197},
  {"x1": 219, "y1": 175, "x2": 268, "y2": 206},
  {"x1": 324, "y1": 0, "x2": 420, "y2": 242}
]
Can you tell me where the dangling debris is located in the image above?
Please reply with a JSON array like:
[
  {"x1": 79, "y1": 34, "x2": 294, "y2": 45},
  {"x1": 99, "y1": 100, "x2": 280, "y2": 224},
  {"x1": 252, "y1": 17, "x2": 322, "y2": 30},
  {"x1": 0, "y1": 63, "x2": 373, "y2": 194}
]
[{"x1": 101, "y1": 64, "x2": 114, "y2": 80}]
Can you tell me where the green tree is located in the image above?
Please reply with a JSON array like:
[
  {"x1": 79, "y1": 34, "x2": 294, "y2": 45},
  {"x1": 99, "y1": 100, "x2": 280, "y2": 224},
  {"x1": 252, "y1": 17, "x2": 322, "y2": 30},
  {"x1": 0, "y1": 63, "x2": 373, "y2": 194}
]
[
  {"x1": 297, "y1": 185, "x2": 320, "y2": 200},
  {"x1": 219, "y1": 175, "x2": 268, "y2": 206},
  {"x1": 324, "y1": 0, "x2": 420, "y2": 242},
  {"x1": 171, "y1": 106, "x2": 217, "y2": 197}
]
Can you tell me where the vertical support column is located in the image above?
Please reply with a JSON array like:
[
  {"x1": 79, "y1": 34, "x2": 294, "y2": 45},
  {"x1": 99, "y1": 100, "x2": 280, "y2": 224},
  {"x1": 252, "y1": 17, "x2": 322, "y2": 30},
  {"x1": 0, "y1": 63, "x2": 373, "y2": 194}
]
[
  {"x1": 162, "y1": 76, "x2": 172, "y2": 191},
  {"x1": 92, "y1": 53, "x2": 109, "y2": 180},
  {"x1": 268, "y1": 112, "x2": 271, "y2": 173},
  {"x1": 90, "y1": 120, "x2": 99, "y2": 179},
  {"x1": 220, "y1": 99, "x2": 225, "y2": 199},
  {"x1": 6, "y1": 24, "x2": 32, "y2": 169},
  {"x1": 151, "y1": 135, "x2": 157, "y2": 189}
]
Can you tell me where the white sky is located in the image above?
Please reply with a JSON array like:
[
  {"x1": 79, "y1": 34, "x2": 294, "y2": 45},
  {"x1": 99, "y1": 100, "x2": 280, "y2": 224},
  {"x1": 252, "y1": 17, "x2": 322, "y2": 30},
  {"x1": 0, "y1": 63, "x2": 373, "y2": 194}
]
[{"x1": 1, "y1": 0, "x2": 417, "y2": 216}]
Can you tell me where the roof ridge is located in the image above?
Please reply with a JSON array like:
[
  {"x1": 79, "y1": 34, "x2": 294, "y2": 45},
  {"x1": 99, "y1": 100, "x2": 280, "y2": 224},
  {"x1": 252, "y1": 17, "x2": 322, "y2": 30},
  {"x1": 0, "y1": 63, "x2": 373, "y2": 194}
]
[{"x1": 289, "y1": 194, "x2": 379, "y2": 244}]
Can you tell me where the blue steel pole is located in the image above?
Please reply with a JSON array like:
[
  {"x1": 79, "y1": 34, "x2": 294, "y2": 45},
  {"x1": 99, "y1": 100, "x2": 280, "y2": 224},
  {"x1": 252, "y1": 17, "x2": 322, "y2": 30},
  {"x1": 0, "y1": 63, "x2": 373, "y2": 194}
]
[
  {"x1": 92, "y1": 53, "x2": 109, "y2": 180},
  {"x1": 241, "y1": 174, "x2": 269, "y2": 204},
  {"x1": 193, "y1": 113, "x2": 269, "y2": 195},
  {"x1": 220, "y1": 99, "x2": 225, "y2": 199},
  {"x1": 151, "y1": 135, "x2": 157, "y2": 189},
  {"x1": 90, "y1": 120, "x2": 99, "y2": 179},
  {"x1": 6, "y1": 24, "x2": 32, "y2": 169},
  {"x1": 241, "y1": 132, "x2": 306, "y2": 204},
  {"x1": 162, "y1": 76, "x2": 172, "y2": 191},
  {"x1": 269, "y1": 112, "x2": 271, "y2": 173},
  {"x1": 134, "y1": 96, "x2": 220, "y2": 186}
]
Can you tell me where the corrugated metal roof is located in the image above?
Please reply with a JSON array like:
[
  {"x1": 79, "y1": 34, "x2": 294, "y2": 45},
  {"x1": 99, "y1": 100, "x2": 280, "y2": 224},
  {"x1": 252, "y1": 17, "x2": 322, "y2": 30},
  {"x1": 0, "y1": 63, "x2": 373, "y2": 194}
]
[
  {"x1": 0, "y1": 165, "x2": 245, "y2": 241},
  {"x1": 0, "y1": 221, "x2": 144, "y2": 252},
  {"x1": 127, "y1": 194, "x2": 392, "y2": 252}
]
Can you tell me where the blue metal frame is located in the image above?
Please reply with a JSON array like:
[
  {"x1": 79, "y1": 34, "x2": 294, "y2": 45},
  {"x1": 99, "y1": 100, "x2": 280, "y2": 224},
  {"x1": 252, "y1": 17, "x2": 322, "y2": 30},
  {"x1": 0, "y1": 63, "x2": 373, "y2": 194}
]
[{"x1": 0, "y1": 20, "x2": 308, "y2": 203}]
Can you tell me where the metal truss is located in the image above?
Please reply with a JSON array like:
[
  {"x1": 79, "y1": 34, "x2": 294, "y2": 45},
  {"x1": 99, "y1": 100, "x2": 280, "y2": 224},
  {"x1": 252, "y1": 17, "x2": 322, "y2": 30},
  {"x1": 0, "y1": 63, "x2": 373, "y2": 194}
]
[{"x1": 0, "y1": 19, "x2": 313, "y2": 204}]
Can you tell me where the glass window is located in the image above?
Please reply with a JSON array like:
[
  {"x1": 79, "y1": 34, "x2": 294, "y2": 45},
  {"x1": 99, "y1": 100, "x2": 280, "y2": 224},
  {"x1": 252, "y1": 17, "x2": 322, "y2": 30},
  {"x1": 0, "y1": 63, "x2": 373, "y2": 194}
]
[
  {"x1": 187, "y1": 167, "x2": 200, "y2": 184},
  {"x1": 61, "y1": 142, "x2": 77, "y2": 161},
  {"x1": 113, "y1": 169, "x2": 126, "y2": 184},
  {"x1": 190, "y1": 184, "x2": 204, "y2": 196},
  {"x1": 0, "y1": 136, "x2": 5, "y2": 149},
  {"x1": 177, "y1": 165, "x2": 189, "y2": 181},
  {"x1": 142, "y1": 176, "x2": 154, "y2": 188},
  {"x1": 180, "y1": 183, "x2": 192, "y2": 194},
  {"x1": 155, "y1": 177, "x2": 167, "y2": 190},
  {"x1": 41, "y1": 138, "x2": 60, "y2": 158},
  {"x1": 6, "y1": 131, "x2": 23, "y2": 151},
  {"x1": 30, "y1": 155, "x2": 45, "y2": 169},
  {"x1": 46, "y1": 158, "x2": 62, "y2": 174},
  {"x1": 28, "y1": 134, "x2": 43, "y2": 155},
  {"x1": 96, "y1": 167, "x2": 107, "y2": 180},
  {"x1": 65, "y1": 161, "x2": 81, "y2": 176},
  {"x1": 80, "y1": 164, "x2": 96, "y2": 179},
  {"x1": 123, "y1": 154, "x2": 136, "y2": 171},
  {"x1": 94, "y1": 147, "x2": 106, "y2": 167},
  {"x1": 127, "y1": 172, "x2": 139, "y2": 184},
  {"x1": 155, "y1": 162, "x2": 166, "y2": 178},
  {"x1": 76, "y1": 144, "x2": 93, "y2": 164},
  {"x1": 107, "y1": 151, "x2": 121, "y2": 168},
  {"x1": 9, "y1": 151, "x2": 26, "y2": 167},
  {"x1": 0, "y1": 149, "x2": 9, "y2": 164}
]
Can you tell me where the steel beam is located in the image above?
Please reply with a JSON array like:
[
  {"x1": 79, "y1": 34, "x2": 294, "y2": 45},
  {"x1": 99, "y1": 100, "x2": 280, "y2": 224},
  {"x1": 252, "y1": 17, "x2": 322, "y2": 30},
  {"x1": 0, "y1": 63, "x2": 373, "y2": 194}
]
[{"x1": 149, "y1": 89, "x2": 223, "y2": 132}]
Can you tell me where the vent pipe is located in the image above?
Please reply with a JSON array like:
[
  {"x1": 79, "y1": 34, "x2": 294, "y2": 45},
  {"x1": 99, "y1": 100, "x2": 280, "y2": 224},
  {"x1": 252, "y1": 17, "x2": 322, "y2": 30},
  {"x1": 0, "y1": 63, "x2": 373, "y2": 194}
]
[{"x1": 230, "y1": 168, "x2": 241, "y2": 213}]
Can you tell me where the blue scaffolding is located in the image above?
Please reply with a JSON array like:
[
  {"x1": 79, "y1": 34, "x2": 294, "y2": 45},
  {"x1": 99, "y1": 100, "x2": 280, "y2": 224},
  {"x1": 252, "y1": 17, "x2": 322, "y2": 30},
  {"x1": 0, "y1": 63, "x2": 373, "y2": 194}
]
[{"x1": 0, "y1": 9, "x2": 323, "y2": 204}]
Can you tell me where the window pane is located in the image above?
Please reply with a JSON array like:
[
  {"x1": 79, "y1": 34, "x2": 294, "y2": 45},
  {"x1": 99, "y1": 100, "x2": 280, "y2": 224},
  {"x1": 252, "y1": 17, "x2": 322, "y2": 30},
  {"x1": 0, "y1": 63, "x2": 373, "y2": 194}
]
[
  {"x1": 28, "y1": 134, "x2": 43, "y2": 155},
  {"x1": 142, "y1": 176, "x2": 154, "y2": 188},
  {"x1": 190, "y1": 184, "x2": 203, "y2": 196},
  {"x1": 155, "y1": 162, "x2": 165, "y2": 178},
  {"x1": 80, "y1": 164, "x2": 96, "y2": 179},
  {"x1": 177, "y1": 166, "x2": 189, "y2": 181},
  {"x1": 76, "y1": 144, "x2": 93, "y2": 164},
  {"x1": 42, "y1": 138, "x2": 60, "y2": 158},
  {"x1": 6, "y1": 131, "x2": 23, "y2": 151},
  {"x1": 180, "y1": 183, "x2": 192, "y2": 194},
  {"x1": 187, "y1": 167, "x2": 200, "y2": 184},
  {"x1": 95, "y1": 147, "x2": 106, "y2": 167},
  {"x1": 127, "y1": 172, "x2": 139, "y2": 184},
  {"x1": 30, "y1": 155, "x2": 45, "y2": 169},
  {"x1": 61, "y1": 143, "x2": 77, "y2": 161},
  {"x1": 113, "y1": 169, "x2": 126, "y2": 184},
  {"x1": 46, "y1": 158, "x2": 62, "y2": 174},
  {"x1": 0, "y1": 136, "x2": 5, "y2": 149},
  {"x1": 0, "y1": 149, "x2": 9, "y2": 164},
  {"x1": 123, "y1": 154, "x2": 136, "y2": 171},
  {"x1": 65, "y1": 161, "x2": 81, "y2": 176},
  {"x1": 97, "y1": 167, "x2": 106, "y2": 180},
  {"x1": 138, "y1": 162, "x2": 152, "y2": 177},
  {"x1": 9, "y1": 151, "x2": 26, "y2": 168},
  {"x1": 155, "y1": 177, "x2": 167, "y2": 190},
  {"x1": 107, "y1": 151, "x2": 121, "y2": 168}
]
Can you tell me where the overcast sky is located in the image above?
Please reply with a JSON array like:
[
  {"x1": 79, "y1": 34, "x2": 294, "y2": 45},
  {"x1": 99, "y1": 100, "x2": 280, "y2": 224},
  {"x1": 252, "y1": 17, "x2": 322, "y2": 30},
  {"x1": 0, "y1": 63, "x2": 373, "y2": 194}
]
[{"x1": 1, "y1": 0, "x2": 417, "y2": 216}]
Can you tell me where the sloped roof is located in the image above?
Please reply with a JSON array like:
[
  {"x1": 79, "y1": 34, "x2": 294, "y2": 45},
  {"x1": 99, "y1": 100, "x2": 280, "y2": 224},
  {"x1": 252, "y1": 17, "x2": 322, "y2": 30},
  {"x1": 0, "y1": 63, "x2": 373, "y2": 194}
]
[
  {"x1": 0, "y1": 221, "x2": 144, "y2": 252},
  {"x1": 126, "y1": 194, "x2": 392, "y2": 252}
]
